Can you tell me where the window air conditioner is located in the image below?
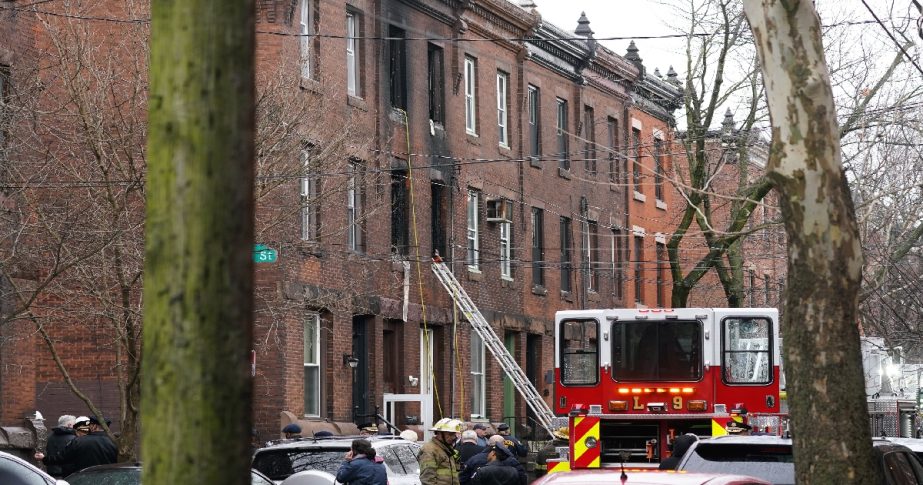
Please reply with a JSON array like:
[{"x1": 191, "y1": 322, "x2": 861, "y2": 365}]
[{"x1": 485, "y1": 198, "x2": 512, "y2": 223}]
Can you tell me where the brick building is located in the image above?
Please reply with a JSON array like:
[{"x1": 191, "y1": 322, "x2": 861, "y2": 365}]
[{"x1": 0, "y1": 0, "x2": 682, "y2": 445}]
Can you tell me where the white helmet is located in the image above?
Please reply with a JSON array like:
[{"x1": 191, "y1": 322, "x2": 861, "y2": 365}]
[{"x1": 430, "y1": 418, "x2": 464, "y2": 433}]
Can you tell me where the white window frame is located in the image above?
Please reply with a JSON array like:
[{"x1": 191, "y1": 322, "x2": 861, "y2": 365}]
[
  {"x1": 470, "y1": 331, "x2": 486, "y2": 419},
  {"x1": 347, "y1": 162, "x2": 360, "y2": 251},
  {"x1": 300, "y1": 148, "x2": 319, "y2": 241},
  {"x1": 304, "y1": 313, "x2": 321, "y2": 417},
  {"x1": 346, "y1": 12, "x2": 358, "y2": 97},
  {"x1": 300, "y1": 0, "x2": 311, "y2": 79},
  {"x1": 464, "y1": 56, "x2": 477, "y2": 135},
  {"x1": 497, "y1": 71, "x2": 508, "y2": 147},
  {"x1": 467, "y1": 189, "x2": 480, "y2": 270},
  {"x1": 500, "y1": 221, "x2": 512, "y2": 279}
]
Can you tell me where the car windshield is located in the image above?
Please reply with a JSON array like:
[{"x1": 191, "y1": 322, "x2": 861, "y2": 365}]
[
  {"x1": 252, "y1": 448, "x2": 348, "y2": 480},
  {"x1": 65, "y1": 467, "x2": 140, "y2": 485},
  {"x1": 680, "y1": 444, "x2": 794, "y2": 485}
]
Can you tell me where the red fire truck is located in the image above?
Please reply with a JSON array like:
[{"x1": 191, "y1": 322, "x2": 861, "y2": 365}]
[{"x1": 547, "y1": 307, "x2": 784, "y2": 471}]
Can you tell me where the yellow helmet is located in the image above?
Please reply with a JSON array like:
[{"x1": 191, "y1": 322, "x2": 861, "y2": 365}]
[{"x1": 430, "y1": 418, "x2": 464, "y2": 433}]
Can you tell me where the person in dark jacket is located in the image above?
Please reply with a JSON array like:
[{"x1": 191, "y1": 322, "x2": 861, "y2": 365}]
[
  {"x1": 335, "y1": 439, "x2": 387, "y2": 485},
  {"x1": 658, "y1": 433, "x2": 698, "y2": 470},
  {"x1": 37, "y1": 415, "x2": 117, "y2": 474},
  {"x1": 456, "y1": 430, "x2": 485, "y2": 465},
  {"x1": 461, "y1": 438, "x2": 525, "y2": 485},
  {"x1": 470, "y1": 443, "x2": 522, "y2": 485},
  {"x1": 496, "y1": 423, "x2": 527, "y2": 458},
  {"x1": 45, "y1": 415, "x2": 77, "y2": 478}
]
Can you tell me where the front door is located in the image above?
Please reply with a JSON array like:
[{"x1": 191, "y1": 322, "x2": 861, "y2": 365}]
[{"x1": 352, "y1": 316, "x2": 370, "y2": 423}]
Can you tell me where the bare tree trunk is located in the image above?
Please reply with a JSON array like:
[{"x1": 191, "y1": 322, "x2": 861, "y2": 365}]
[
  {"x1": 142, "y1": 0, "x2": 255, "y2": 483},
  {"x1": 743, "y1": 1, "x2": 880, "y2": 482}
]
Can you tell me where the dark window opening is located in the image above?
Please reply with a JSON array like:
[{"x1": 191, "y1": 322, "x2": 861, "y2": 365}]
[
  {"x1": 531, "y1": 207, "x2": 544, "y2": 287},
  {"x1": 427, "y1": 44, "x2": 444, "y2": 124},
  {"x1": 528, "y1": 85, "x2": 541, "y2": 161},
  {"x1": 389, "y1": 25, "x2": 407, "y2": 110},
  {"x1": 656, "y1": 242, "x2": 666, "y2": 307},
  {"x1": 560, "y1": 217, "x2": 572, "y2": 293},
  {"x1": 390, "y1": 169, "x2": 409, "y2": 255},
  {"x1": 607, "y1": 117, "x2": 619, "y2": 183},
  {"x1": 584, "y1": 106, "x2": 596, "y2": 175},
  {"x1": 654, "y1": 137, "x2": 664, "y2": 200},
  {"x1": 613, "y1": 229, "x2": 624, "y2": 300},
  {"x1": 588, "y1": 221, "x2": 599, "y2": 292},
  {"x1": 612, "y1": 320, "x2": 703, "y2": 381},
  {"x1": 634, "y1": 235, "x2": 643, "y2": 304},
  {"x1": 632, "y1": 127, "x2": 642, "y2": 192},
  {"x1": 556, "y1": 99, "x2": 569, "y2": 170},
  {"x1": 559, "y1": 319, "x2": 598, "y2": 385},
  {"x1": 431, "y1": 182, "x2": 448, "y2": 259}
]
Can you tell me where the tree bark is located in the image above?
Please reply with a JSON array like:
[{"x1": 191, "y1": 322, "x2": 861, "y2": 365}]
[
  {"x1": 142, "y1": 1, "x2": 255, "y2": 484},
  {"x1": 742, "y1": 1, "x2": 880, "y2": 483}
]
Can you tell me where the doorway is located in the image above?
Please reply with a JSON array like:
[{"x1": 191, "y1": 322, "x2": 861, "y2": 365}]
[{"x1": 352, "y1": 316, "x2": 371, "y2": 423}]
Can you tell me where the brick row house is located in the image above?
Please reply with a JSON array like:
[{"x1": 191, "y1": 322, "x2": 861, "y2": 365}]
[{"x1": 0, "y1": 0, "x2": 681, "y2": 445}]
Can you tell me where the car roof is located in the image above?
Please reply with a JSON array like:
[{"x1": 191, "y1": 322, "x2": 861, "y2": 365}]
[
  {"x1": 694, "y1": 435, "x2": 792, "y2": 446},
  {"x1": 68, "y1": 461, "x2": 142, "y2": 474},
  {"x1": 532, "y1": 469, "x2": 771, "y2": 485},
  {"x1": 256, "y1": 435, "x2": 413, "y2": 452},
  {"x1": 0, "y1": 451, "x2": 57, "y2": 484},
  {"x1": 877, "y1": 437, "x2": 923, "y2": 452}
]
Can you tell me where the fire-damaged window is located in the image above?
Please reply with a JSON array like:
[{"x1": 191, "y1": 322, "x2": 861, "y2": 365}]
[
  {"x1": 559, "y1": 319, "x2": 598, "y2": 385},
  {"x1": 612, "y1": 320, "x2": 702, "y2": 382},
  {"x1": 388, "y1": 25, "x2": 407, "y2": 110},
  {"x1": 390, "y1": 169, "x2": 409, "y2": 255},
  {"x1": 722, "y1": 317, "x2": 772, "y2": 384}
]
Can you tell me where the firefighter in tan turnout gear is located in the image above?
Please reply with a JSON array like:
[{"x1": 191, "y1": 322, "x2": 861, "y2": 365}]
[{"x1": 418, "y1": 418, "x2": 463, "y2": 485}]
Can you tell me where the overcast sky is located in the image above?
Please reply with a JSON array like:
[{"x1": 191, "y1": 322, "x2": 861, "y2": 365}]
[{"x1": 529, "y1": 0, "x2": 687, "y2": 77}]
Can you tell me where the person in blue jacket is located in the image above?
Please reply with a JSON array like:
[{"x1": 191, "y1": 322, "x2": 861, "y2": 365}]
[{"x1": 335, "y1": 439, "x2": 387, "y2": 485}]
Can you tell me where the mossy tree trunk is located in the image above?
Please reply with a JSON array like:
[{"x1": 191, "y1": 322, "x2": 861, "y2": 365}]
[
  {"x1": 743, "y1": 0, "x2": 880, "y2": 483},
  {"x1": 142, "y1": 0, "x2": 255, "y2": 484}
]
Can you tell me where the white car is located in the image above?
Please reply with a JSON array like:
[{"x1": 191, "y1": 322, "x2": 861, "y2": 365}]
[
  {"x1": 252, "y1": 435, "x2": 421, "y2": 485},
  {"x1": 0, "y1": 450, "x2": 69, "y2": 485}
]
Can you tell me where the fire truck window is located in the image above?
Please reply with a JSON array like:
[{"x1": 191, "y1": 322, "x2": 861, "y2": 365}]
[
  {"x1": 723, "y1": 317, "x2": 772, "y2": 384},
  {"x1": 611, "y1": 320, "x2": 702, "y2": 381},
  {"x1": 560, "y1": 319, "x2": 598, "y2": 385}
]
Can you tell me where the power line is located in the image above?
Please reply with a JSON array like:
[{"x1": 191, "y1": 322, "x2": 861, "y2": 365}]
[{"x1": 859, "y1": 0, "x2": 923, "y2": 78}]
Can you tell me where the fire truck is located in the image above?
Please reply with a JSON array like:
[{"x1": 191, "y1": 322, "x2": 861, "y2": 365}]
[{"x1": 548, "y1": 307, "x2": 784, "y2": 470}]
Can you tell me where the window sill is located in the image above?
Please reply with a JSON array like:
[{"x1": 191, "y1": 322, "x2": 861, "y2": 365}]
[
  {"x1": 466, "y1": 132, "x2": 481, "y2": 146},
  {"x1": 467, "y1": 268, "x2": 483, "y2": 281},
  {"x1": 560, "y1": 290, "x2": 574, "y2": 302},
  {"x1": 529, "y1": 156, "x2": 542, "y2": 169},
  {"x1": 296, "y1": 241, "x2": 324, "y2": 258},
  {"x1": 501, "y1": 276, "x2": 514, "y2": 288},
  {"x1": 558, "y1": 167, "x2": 572, "y2": 180},
  {"x1": 655, "y1": 199, "x2": 667, "y2": 210},
  {"x1": 347, "y1": 95, "x2": 368, "y2": 111},
  {"x1": 499, "y1": 143, "x2": 511, "y2": 153},
  {"x1": 531, "y1": 285, "x2": 548, "y2": 296},
  {"x1": 587, "y1": 290, "x2": 600, "y2": 303},
  {"x1": 633, "y1": 191, "x2": 646, "y2": 202},
  {"x1": 300, "y1": 76, "x2": 321, "y2": 93},
  {"x1": 610, "y1": 182, "x2": 620, "y2": 192}
]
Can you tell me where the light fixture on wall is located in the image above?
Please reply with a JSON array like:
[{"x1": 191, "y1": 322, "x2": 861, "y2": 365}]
[{"x1": 343, "y1": 353, "x2": 360, "y2": 369}]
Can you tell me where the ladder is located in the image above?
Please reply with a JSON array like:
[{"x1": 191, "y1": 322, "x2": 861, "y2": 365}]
[{"x1": 431, "y1": 257, "x2": 557, "y2": 438}]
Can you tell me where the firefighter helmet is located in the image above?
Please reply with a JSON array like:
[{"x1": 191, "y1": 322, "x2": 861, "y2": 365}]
[{"x1": 430, "y1": 418, "x2": 464, "y2": 433}]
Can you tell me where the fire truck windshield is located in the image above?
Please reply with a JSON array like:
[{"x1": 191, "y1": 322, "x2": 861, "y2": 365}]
[{"x1": 612, "y1": 320, "x2": 703, "y2": 382}]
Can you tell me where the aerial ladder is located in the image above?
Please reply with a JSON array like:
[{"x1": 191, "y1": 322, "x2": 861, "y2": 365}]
[{"x1": 431, "y1": 256, "x2": 558, "y2": 438}]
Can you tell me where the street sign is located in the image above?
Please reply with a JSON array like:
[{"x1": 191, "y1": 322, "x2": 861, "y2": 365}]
[{"x1": 253, "y1": 244, "x2": 278, "y2": 263}]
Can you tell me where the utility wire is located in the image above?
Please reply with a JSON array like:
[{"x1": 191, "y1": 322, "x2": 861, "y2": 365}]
[{"x1": 859, "y1": 0, "x2": 923, "y2": 78}]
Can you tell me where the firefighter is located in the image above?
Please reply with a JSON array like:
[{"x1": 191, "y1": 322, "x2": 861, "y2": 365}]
[
  {"x1": 419, "y1": 418, "x2": 464, "y2": 485},
  {"x1": 496, "y1": 423, "x2": 527, "y2": 458},
  {"x1": 533, "y1": 428, "x2": 568, "y2": 478}
]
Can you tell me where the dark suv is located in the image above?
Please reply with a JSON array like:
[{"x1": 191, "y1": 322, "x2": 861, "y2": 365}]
[{"x1": 676, "y1": 435, "x2": 923, "y2": 485}]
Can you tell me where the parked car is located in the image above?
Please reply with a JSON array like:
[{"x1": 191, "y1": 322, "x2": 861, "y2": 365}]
[
  {"x1": 251, "y1": 435, "x2": 421, "y2": 485},
  {"x1": 64, "y1": 462, "x2": 273, "y2": 485},
  {"x1": 0, "y1": 450, "x2": 68, "y2": 485},
  {"x1": 529, "y1": 468, "x2": 771, "y2": 485},
  {"x1": 676, "y1": 435, "x2": 923, "y2": 485}
]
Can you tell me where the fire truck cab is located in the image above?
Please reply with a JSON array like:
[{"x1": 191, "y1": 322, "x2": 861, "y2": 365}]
[{"x1": 552, "y1": 307, "x2": 782, "y2": 469}]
